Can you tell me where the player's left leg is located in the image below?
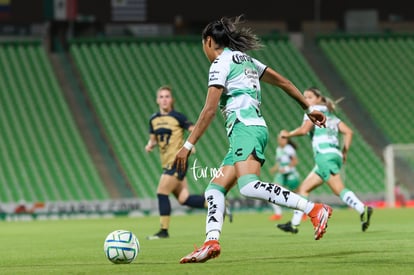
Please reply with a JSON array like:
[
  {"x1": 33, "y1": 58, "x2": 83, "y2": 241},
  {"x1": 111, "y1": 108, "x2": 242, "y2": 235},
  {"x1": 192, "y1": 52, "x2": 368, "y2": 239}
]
[
  {"x1": 324, "y1": 153, "x2": 373, "y2": 232},
  {"x1": 174, "y1": 177, "x2": 205, "y2": 208},
  {"x1": 278, "y1": 172, "x2": 323, "y2": 234},
  {"x1": 147, "y1": 174, "x2": 178, "y2": 240},
  {"x1": 180, "y1": 165, "x2": 237, "y2": 264},
  {"x1": 328, "y1": 175, "x2": 373, "y2": 231},
  {"x1": 269, "y1": 203, "x2": 283, "y2": 220},
  {"x1": 236, "y1": 158, "x2": 331, "y2": 240}
]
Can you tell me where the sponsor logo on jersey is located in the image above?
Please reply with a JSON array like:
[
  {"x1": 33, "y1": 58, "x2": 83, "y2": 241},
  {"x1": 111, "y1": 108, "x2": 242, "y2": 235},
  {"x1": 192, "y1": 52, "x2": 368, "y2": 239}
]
[{"x1": 232, "y1": 53, "x2": 253, "y2": 64}]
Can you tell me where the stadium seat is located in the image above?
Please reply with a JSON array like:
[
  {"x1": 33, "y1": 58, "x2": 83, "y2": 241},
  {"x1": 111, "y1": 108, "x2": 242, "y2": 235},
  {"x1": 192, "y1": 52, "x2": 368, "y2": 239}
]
[
  {"x1": 0, "y1": 41, "x2": 109, "y2": 203},
  {"x1": 70, "y1": 36, "x2": 384, "y2": 199},
  {"x1": 318, "y1": 34, "x2": 414, "y2": 143}
]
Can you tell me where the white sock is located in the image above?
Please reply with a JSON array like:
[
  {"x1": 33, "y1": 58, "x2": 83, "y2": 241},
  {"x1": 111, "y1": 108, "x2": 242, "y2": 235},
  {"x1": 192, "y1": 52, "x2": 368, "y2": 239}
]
[
  {"x1": 271, "y1": 204, "x2": 282, "y2": 215},
  {"x1": 340, "y1": 188, "x2": 365, "y2": 214},
  {"x1": 204, "y1": 188, "x2": 225, "y2": 242},
  {"x1": 238, "y1": 174, "x2": 314, "y2": 214},
  {"x1": 291, "y1": 210, "x2": 304, "y2": 226}
]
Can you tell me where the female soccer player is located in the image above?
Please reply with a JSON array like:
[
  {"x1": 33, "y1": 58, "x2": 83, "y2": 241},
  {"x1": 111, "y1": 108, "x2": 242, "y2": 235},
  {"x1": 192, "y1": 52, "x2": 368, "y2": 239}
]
[
  {"x1": 145, "y1": 85, "x2": 205, "y2": 240},
  {"x1": 174, "y1": 16, "x2": 333, "y2": 263},
  {"x1": 277, "y1": 87, "x2": 373, "y2": 234},
  {"x1": 268, "y1": 132, "x2": 300, "y2": 221}
]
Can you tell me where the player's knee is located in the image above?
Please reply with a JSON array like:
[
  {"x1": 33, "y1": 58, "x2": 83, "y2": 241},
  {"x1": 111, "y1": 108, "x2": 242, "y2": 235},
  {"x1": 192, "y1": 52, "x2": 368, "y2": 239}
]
[
  {"x1": 238, "y1": 182, "x2": 252, "y2": 197},
  {"x1": 240, "y1": 190, "x2": 249, "y2": 198},
  {"x1": 177, "y1": 196, "x2": 187, "y2": 205}
]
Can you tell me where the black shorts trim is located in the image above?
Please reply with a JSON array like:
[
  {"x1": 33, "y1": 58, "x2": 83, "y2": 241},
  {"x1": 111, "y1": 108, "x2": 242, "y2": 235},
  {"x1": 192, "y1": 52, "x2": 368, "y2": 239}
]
[{"x1": 163, "y1": 164, "x2": 188, "y2": 180}]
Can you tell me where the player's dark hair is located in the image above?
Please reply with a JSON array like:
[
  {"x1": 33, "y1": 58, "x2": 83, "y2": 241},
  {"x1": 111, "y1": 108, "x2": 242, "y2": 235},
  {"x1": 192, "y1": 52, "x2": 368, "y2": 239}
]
[{"x1": 202, "y1": 15, "x2": 263, "y2": 52}]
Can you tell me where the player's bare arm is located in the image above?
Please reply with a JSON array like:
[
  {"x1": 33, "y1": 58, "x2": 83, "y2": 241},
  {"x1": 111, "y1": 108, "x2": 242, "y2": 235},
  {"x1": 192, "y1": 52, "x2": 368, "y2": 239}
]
[
  {"x1": 282, "y1": 120, "x2": 314, "y2": 138},
  {"x1": 338, "y1": 121, "x2": 353, "y2": 163},
  {"x1": 145, "y1": 134, "x2": 157, "y2": 152},
  {"x1": 261, "y1": 67, "x2": 326, "y2": 127},
  {"x1": 187, "y1": 125, "x2": 196, "y2": 154},
  {"x1": 174, "y1": 85, "x2": 222, "y2": 172}
]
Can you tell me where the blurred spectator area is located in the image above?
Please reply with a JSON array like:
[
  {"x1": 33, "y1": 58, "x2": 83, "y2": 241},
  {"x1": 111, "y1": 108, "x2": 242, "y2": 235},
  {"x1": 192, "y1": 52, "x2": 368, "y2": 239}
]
[{"x1": 0, "y1": 0, "x2": 414, "y2": 41}]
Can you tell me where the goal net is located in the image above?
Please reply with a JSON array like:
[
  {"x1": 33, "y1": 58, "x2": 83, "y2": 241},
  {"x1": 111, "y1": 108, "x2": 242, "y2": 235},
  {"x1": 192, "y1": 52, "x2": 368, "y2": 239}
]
[{"x1": 383, "y1": 144, "x2": 414, "y2": 207}]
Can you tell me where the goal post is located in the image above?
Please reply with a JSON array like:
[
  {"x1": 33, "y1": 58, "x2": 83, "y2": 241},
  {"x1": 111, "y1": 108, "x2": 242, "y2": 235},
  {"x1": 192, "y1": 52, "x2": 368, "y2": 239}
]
[{"x1": 383, "y1": 144, "x2": 414, "y2": 208}]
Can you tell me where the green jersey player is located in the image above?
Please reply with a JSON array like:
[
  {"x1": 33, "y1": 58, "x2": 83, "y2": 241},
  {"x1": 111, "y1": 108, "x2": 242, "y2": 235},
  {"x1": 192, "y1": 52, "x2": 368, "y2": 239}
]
[
  {"x1": 277, "y1": 87, "x2": 373, "y2": 234},
  {"x1": 174, "y1": 16, "x2": 332, "y2": 264}
]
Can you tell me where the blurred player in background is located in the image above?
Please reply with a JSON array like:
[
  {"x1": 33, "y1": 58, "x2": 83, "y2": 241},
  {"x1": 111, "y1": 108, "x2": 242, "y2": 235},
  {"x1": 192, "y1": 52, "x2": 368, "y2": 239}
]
[
  {"x1": 174, "y1": 15, "x2": 332, "y2": 264},
  {"x1": 145, "y1": 85, "x2": 206, "y2": 240},
  {"x1": 277, "y1": 87, "x2": 373, "y2": 234},
  {"x1": 268, "y1": 132, "x2": 300, "y2": 221}
]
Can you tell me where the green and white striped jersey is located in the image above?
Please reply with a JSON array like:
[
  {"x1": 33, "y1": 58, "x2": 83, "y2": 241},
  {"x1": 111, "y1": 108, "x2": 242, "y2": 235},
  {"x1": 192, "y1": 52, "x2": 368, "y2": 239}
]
[
  {"x1": 276, "y1": 144, "x2": 298, "y2": 174},
  {"x1": 304, "y1": 105, "x2": 342, "y2": 157},
  {"x1": 207, "y1": 48, "x2": 267, "y2": 135}
]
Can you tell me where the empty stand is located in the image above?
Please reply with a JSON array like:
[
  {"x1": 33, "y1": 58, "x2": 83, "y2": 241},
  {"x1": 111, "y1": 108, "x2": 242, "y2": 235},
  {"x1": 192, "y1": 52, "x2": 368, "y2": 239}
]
[
  {"x1": 70, "y1": 36, "x2": 384, "y2": 199},
  {"x1": 0, "y1": 41, "x2": 109, "y2": 203},
  {"x1": 318, "y1": 34, "x2": 414, "y2": 144},
  {"x1": 253, "y1": 38, "x2": 384, "y2": 196}
]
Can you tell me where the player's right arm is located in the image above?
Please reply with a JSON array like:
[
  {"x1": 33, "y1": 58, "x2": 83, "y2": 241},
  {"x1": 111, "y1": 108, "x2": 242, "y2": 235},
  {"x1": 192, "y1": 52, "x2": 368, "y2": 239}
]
[
  {"x1": 174, "y1": 85, "x2": 222, "y2": 173},
  {"x1": 145, "y1": 134, "x2": 157, "y2": 152}
]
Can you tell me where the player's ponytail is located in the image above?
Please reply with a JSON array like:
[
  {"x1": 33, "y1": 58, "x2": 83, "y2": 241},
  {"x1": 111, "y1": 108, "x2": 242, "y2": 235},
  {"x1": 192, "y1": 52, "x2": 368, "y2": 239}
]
[
  {"x1": 306, "y1": 87, "x2": 344, "y2": 113},
  {"x1": 202, "y1": 15, "x2": 263, "y2": 52}
]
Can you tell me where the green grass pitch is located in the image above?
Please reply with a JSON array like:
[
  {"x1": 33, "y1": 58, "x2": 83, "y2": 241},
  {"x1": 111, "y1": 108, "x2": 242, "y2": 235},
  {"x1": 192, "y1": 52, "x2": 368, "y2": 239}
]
[{"x1": 0, "y1": 208, "x2": 413, "y2": 274}]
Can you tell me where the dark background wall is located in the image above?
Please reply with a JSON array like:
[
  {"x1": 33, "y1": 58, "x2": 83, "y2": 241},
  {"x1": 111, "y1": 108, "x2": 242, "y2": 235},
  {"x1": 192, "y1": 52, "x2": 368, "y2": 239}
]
[
  {"x1": 147, "y1": 0, "x2": 410, "y2": 29},
  {"x1": 4, "y1": 0, "x2": 412, "y2": 31}
]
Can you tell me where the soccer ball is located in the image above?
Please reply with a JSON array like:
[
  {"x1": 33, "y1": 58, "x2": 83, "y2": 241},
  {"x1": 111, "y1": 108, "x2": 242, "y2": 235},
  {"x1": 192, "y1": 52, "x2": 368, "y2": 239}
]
[{"x1": 104, "y1": 229, "x2": 140, "y2": 264}]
